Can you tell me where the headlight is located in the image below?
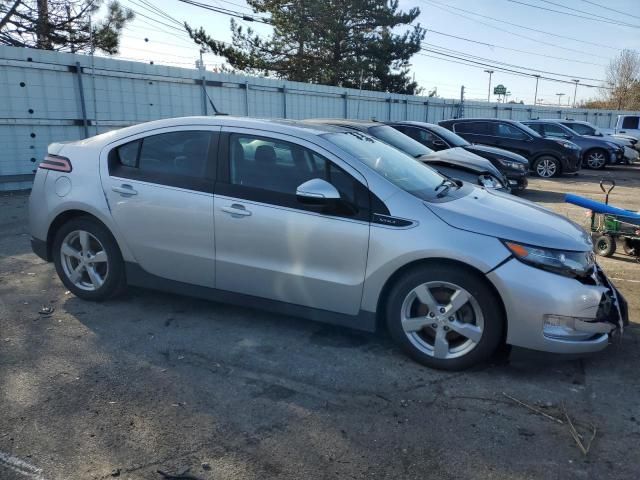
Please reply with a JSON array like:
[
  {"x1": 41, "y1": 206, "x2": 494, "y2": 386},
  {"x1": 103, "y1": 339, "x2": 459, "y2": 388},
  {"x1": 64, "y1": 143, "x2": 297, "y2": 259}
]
[
  {"x1": 503, "y1": 240, "x2": 595, "y2": 278},
  {"x1": 551, "y1": 139, "x2": 579, "y2": 150},
  {"x1": 478, "y1": 174, "x2": 503, "y2": 189},
  {"x1": 497, "y1": 158, "x2": 526, "y2": 170}
]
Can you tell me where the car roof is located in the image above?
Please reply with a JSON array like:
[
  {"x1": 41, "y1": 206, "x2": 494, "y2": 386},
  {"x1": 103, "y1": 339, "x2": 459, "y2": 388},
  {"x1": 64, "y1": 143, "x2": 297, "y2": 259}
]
[
  {"x1": 72, "y1": 116, "x2": 348, "y2": 147},
  {"x1": 303, "y1": 118, "x2": 380, "y2": 130},
  {"x1": 387, "y1": 120, "x2": 436, "y2": 127},
  {"x1": 440, "y1": 118, "x2": 517, "y2": 124}
]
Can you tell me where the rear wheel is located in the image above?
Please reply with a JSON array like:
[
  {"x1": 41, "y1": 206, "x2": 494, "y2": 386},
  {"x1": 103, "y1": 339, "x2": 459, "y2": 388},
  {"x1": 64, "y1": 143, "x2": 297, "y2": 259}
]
[
  {"x1": 385, "y1": 265, "x2": 504, "y2": 371},
  {"x1": 593, "y1": 234, "x2": 616, "y2": 257},
  {"x1": 533, "y1": 156, "x2": 560, "y2": 178},
  {"x1": 52, "y1": 217, "x2": 126, "y2": 301},
  {"x1": 622, "y1": 238, "x2": 639, "y2": 256},
  {"x1": 585, "y1": 149, "x2": 607, "y2": 170}
]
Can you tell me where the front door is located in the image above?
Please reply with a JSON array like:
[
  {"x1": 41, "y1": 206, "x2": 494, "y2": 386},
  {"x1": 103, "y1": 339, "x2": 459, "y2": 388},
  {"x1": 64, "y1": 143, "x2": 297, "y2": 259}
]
[
  {"x1": 101, "y1": 127, "x2": 218, "y2": 287},
  {"x1": 213, "y1": 129, "x2": 371, "y2": 315}
]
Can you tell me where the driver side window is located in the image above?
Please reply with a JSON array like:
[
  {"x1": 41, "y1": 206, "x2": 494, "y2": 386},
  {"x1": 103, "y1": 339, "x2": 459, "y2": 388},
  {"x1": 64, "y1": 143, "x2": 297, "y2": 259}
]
[{"x1": 496, "y1": 123, "x2": 528, "y2": 140}]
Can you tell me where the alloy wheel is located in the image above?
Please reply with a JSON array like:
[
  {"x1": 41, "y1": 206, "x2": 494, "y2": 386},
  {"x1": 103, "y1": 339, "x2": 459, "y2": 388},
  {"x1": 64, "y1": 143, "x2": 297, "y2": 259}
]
[
  {"x1": 587, "y1": 151, "x2": 606, "y2": 169},
  {"x1": 400, "y1": 281, "x2": 484, "y2": 359},
  {"x1": 60, "y1": 230, "x2": 109, "y2": 291},
  {"x1": 536, "y1": 158, "x2": 557, "y2": 177}
]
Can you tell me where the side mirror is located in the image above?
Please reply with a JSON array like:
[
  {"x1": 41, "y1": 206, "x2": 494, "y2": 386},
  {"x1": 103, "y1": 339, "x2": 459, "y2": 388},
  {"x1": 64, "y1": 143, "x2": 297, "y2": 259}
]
[
  {"x1": 296, "y1": 178, "x2": 341, "y2": 206},
  {"x1": 432, "y1": 139, "x2": 447, "y2": 149}
]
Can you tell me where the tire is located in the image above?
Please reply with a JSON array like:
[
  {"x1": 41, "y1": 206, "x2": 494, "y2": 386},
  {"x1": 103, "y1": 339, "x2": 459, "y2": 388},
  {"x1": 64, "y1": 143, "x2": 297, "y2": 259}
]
[
  {"x1": 532, "y1": 156, "x2": 561, "y2": 178},
  {"x1": 52, "y1": 217, "x2": 126, "y2": 301},
  {"x1": 385, "y1": 264, "x2": 504, "y2": 371},
  {"x1": 593, "y1": 234, "x2": 616, "y2": 257},
  {"x1": 584, "y1": 149, "x2": 608, "y2": 170},
  {"x1": 622, "y1": 238, "x2": 639, "y2": 257}
]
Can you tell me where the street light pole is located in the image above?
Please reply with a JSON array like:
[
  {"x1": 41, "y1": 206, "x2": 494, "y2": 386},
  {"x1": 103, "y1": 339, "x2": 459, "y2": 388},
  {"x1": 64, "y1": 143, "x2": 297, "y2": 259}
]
[
  {"x1": 572, "y1": 79, "x2": 579, "y2": 108},
  {"x1": 484, "y1": 69, "x2": 494, "y2": 102},
  {"x1": 556, "y1": 93, "x2": 565, "y2": 105},
  {"x1": 533, "y1": 75, "x2": 540, "y2": 106}
]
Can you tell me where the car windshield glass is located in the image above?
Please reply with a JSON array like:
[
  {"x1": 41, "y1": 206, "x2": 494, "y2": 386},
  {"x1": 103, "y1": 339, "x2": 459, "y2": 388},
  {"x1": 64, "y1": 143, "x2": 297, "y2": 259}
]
[
  {"x1": 322, "y1": 131, "x2": 449, "y2": 200},
  {"x1": 369, "y1": 125, "x2": 433, "y2": 157},
  {"x1": 424, "y1": 124, "x2": 470, "y2": 147}
]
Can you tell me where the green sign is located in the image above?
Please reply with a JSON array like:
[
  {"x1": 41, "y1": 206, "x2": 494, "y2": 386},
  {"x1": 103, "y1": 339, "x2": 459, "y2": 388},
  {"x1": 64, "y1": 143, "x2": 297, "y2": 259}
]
[{"x1": 493, "y1": 84, "x2": 507, "y2": 95}]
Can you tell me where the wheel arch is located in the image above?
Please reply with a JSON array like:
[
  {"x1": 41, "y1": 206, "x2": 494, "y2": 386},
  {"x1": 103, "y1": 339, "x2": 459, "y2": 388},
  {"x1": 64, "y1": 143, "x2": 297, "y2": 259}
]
[
  {"x1": 374, "y1": 257, "x2": 508, "y2": 342},
  {"x1": 582, "y1": 146, "x2": 606, "y2": 160},
  {"x1": 46, "y1": 209, "x2": 128, "y2": 262}
]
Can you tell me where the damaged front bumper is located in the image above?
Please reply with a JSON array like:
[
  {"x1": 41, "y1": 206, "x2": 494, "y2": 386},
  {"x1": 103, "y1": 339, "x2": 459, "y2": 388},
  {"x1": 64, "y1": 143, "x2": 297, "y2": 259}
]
[{"x1": 488, "y1": 259, "x2": 628, "y2": 354}]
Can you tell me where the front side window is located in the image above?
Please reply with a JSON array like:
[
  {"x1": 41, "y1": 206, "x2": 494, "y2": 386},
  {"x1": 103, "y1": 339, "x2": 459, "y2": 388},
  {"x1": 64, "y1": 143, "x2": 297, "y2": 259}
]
[
  {"x1": 542, "y1": 123, "x2": 570, "y2": 138},
  {"x1": 524, "y1": 123, "x2": 544, "y2": 135},
  {"x1": 564, "y1": 123, "x2": 594, "y2": 136},
  {"x1": 453, "y1": 122, "x2": 490, "y2": 135},
  {"x1": 496, "y1": 123, "x2": 528, "y2": 140},
  {"x1": 621, "y1": 116, "x2": 639, "y2": 129}
]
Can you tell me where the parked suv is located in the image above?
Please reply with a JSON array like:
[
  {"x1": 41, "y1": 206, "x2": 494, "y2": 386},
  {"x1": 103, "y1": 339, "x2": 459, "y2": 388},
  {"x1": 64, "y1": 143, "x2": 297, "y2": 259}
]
[
  {"x1": 305, "y1": 119, "x2": 509, "y2": 191},
  {"x1": 616, "y1": 115, "x2": 640, "y2": 140},
  {"x1": 521, "y1": 120, "x2": 623, "y2": 169},
  {"x1": 28, "y1": 116, "x2": 627, "y2": 370},
  {"x1": 387, "y1": 121, "x2": 528, "y2": 192},
  {"x1": 439, "y1": 118, "x2": 582, "y2": 178}
]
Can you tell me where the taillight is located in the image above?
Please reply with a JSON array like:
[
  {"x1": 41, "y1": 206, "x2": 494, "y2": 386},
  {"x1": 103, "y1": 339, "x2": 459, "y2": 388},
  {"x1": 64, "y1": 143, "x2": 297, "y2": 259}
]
[{"x1": 39, "y1": 154, "x2": 72, "y2": 173}]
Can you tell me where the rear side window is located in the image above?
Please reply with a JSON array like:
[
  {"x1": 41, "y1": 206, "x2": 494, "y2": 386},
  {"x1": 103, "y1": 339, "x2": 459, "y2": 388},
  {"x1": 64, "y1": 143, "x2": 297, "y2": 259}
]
[
  {"x1": 453, "y1": 122, "x2": 490, "y2": 135},
  {"x1": 621, "y1": 116, "x2": 639, "y2": 129},
  {"x1": 541, "y1": 123, "x2": 568, "y2": 137},
  {"x1": 109, "y1": 130, "x2": 216, "y2": 192}
]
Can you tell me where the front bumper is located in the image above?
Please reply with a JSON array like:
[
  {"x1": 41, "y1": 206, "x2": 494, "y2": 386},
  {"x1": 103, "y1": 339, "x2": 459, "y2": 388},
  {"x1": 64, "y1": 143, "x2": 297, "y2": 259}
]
[
  {"x1": 506, "y1": 175, "x2": 528, "y2": 191},
  {"x1": 488, "y1": 258, "x2": 627, "y2": 354},
  {"x1": 562, "y1": 151, "x2": 582, "y2": 173}
]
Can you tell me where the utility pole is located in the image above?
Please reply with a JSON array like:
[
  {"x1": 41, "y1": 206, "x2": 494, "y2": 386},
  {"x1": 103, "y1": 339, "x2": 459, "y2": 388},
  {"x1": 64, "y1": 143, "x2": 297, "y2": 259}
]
[
  {"x1": 459, "y1": 85, "x2": 465, "y2": 118},
  {"x1": 571, "y1": 79, "x2": 579, "y2": 108},
  {"x1": 484, "y1": 69, "x2": 494, "y2": 102},
  {"x1": 556, "y1": 93, "x2": 565, "y2": 105},
  {"x1": 533, "y1": 75, "x2": 540, "y2": 106}
]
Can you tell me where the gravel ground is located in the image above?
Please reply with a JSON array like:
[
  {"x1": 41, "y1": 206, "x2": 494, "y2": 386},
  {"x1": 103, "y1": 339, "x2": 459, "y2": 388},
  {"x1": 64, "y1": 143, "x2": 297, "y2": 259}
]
[{"x1": 1, "y1": 166, "x2": 639, "y2": 480}]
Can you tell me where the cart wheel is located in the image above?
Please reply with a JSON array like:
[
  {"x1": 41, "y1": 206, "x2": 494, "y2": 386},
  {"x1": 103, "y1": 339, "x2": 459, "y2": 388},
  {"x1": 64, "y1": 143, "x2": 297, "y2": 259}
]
[
  {"x1": 594, "y1": 235, "x2": 616, "y2": 257},
  {"x1": 622, "y1": 239, "x2": 640, "y2": 257}
]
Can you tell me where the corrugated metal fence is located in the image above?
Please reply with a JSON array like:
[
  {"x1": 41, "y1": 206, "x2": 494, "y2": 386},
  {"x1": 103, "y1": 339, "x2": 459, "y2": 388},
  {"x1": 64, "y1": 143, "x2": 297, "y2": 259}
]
[{"x1": 2, "y1": 45, "x2": 639, "y2": 191}]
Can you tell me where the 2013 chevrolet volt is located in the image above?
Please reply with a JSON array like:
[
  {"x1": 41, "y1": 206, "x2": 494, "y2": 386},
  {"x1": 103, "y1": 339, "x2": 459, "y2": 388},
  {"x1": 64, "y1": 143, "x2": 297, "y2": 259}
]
[{"x1": 29, "y1": 117, "x2": 628, "y2": 370}]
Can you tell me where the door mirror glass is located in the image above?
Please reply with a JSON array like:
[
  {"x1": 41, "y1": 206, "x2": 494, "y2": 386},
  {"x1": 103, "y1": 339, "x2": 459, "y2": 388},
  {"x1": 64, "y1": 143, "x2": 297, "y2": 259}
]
[
  {"x1": 296, "y1": 178, "x2": 341, "y2": 205},
  {"x1": 432, "y1": 138, "x2": 447, "y2": 148}
]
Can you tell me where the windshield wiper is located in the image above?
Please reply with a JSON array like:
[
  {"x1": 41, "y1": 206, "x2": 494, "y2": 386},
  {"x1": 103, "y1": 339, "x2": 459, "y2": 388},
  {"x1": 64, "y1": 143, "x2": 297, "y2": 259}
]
[{"x1": 434, "y1": 178, "x2": 458, "y2": 198}]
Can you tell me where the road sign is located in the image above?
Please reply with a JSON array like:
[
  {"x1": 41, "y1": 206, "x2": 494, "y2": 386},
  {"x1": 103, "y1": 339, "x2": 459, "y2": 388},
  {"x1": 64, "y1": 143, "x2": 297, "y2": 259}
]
[{"x1": 493, "y1": 84, "x2": 507, "y2": 95}]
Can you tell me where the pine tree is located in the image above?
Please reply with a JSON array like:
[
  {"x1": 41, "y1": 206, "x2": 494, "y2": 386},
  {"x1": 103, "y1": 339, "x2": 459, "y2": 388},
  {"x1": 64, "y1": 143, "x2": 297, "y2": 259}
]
[
  {"x1": 0, "y1": 0, "x2": 134, "y2": 54},
  {"x1": 186, "y1": 0, "x2": 425, "y2": 94}
]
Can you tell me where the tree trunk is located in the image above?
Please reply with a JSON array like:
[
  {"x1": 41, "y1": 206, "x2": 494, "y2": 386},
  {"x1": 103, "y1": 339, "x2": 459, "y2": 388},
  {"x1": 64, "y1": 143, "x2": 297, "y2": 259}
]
[{"x1": 36, "y1": 0, "x2": 51, "y2": 49}]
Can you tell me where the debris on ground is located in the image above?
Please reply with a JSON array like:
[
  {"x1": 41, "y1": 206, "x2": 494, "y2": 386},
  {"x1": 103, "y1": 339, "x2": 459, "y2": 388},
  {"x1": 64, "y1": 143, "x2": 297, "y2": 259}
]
[
  {"x1": 201, "y1": 462, "x2": 211, "y2": 471},
  {"x1": 502, "y1": 392, "x2": 564, "y2": 424},
  {"x1": 38, "y1": 306, "x2": 55, "y2": 317},
  {"x1": 157, "y1": 467, "x2": 204, "y2": 480},
  {"x1": 110, "y1": 468, "x2": 121, "y2": 477},
  {"x1": 563, "y1": 403, "x2": 597, "y2": 455}
]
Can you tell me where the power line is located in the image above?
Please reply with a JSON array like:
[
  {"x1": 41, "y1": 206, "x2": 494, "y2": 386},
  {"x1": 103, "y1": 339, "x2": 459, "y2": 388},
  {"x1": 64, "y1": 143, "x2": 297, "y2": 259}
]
[
  {"x1": 422, "y1": 43, "x2": 606, "y2": 82},
  {"x1": 425, "y1": 29, "x2": 605, "y2": 67},
  {"x1": 420, "y1": 0, "x2": 621, "y2": 54},
  {"x1": 506, "y1": 0, "x2": 640, "y2": 29},
  {"x1": 580, "y1": 0, "x2": 640, "y2": 22},
  {"x1": 178, "y1": 0, "x2": 271, "y2": 24}
]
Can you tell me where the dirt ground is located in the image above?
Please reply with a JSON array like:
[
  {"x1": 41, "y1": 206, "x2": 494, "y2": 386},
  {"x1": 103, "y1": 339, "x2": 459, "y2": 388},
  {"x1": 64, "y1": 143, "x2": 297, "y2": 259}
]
[{"x1": 1, "y1": 166, "x2": 639, "y2": 480}]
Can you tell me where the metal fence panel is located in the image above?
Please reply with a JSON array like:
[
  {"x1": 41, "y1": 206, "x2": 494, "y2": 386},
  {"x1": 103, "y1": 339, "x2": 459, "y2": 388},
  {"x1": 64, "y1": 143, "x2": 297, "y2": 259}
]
[{"x1": 2, "y1": 45, "x2": 639, "y2": 190}]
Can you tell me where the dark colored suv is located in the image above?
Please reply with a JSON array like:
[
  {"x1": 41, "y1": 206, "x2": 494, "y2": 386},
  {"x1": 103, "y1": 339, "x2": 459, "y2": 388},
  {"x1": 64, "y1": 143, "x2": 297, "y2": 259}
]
[
  {"x1": 388, "y1": 121, "x2": 529, "y2": 191},
  {"x1": 439, "y1": 118, "x2": 582, "y2": 178},
  {"x1": 521, "y1": 120, "x2": 623, "y2": 170}
]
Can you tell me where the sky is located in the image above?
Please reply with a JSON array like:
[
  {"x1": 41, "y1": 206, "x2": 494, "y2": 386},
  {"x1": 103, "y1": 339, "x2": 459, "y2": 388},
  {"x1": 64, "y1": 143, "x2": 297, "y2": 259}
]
[{"x1": 104, "y1": 0, "x2": 640, "y2": 106}]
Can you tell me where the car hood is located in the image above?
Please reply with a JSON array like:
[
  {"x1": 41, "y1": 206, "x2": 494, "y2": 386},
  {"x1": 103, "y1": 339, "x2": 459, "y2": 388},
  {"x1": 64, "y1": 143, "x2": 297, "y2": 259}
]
[
  {"x1": 424, "y1": 187, "x2": 592, "y2": 251},
  {"x1": 420, "y1": 147, "x2": 503, "y2": 178},
  {"x1": 585, "y1": 135, "x2": 629, "y2": 147},
  {"x1": 464, "y1": 144, "x2": 528, "y2": 164}
]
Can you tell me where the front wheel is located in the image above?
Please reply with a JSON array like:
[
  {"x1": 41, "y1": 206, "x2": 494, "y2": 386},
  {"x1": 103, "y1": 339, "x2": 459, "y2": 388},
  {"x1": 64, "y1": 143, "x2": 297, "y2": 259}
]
[
  {"x1": 584, "y1": 149, "x2": 607, "y2": 170},
  {"x1": 52, "y1": 217, "x2": 126, "y2": 301},
  {"x1": 533, "y1": 156, "x2": 560, "y2": 178},
  {"x1": 385, "y1": 265, "x2": 504, "y2": 370}
]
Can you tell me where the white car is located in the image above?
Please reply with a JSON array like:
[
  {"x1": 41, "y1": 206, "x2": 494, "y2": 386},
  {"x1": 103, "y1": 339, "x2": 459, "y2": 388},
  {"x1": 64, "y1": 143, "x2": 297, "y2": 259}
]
[{"x1": 615, "y1": 115, "x2": 640, "y2": 141}]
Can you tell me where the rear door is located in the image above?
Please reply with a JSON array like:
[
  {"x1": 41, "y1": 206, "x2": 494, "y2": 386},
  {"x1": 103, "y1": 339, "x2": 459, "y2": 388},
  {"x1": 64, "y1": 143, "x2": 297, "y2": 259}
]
[
  {"x1": 213, "y1": 128, "x2": 371, "y2": 315},
  {"x1": 451, "y1": 121, "x2": 495, "y2": 146},
  {"x1": 101, "y1": 127, "x2": 218, "y2": 287}
]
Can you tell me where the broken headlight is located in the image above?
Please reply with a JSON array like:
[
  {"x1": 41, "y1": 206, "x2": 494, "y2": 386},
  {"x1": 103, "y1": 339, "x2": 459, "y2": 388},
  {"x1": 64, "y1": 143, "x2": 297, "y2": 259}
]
[
  {"x1": 503, "y1": 241, "x2": 595, "y2": 278},
  {"x1": 478, "y1": 174, "x2": 503, "y2": 190}
]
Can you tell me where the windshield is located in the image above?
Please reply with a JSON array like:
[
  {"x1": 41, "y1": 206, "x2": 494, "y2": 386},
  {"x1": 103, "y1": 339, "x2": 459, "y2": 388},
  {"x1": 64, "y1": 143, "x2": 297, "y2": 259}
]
[
  {"x1": 425, "y1": 124, "x2": 470, "y2": 147},
  {"x1": 567, "y1": 123, "x2": 596, "y2": 136},
  {"x1": 369, "y1": 125, "x2": 433, "y2": 157},
  {"x1": 322, "y1": 131, "x2": 449, "y2": 200}
]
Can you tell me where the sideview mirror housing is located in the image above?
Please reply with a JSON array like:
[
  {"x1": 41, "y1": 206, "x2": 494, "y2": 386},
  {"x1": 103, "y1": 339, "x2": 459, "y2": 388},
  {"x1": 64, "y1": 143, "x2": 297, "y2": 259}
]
[{"x1": 296, "y1": 178, "x2": 341, "y2": 205}]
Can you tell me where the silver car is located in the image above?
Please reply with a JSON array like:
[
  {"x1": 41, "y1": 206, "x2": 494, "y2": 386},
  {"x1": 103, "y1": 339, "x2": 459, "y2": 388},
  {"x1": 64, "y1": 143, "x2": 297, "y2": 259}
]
[{"x1": 29, "y1": 117, "x2": 628, "y2": 370}]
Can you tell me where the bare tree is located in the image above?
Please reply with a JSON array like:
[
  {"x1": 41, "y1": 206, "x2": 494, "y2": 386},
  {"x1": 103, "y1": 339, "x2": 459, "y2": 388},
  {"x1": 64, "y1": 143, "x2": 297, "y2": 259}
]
[{"x1": 605, "y1": 49, "x2": 640, "y2": 110}]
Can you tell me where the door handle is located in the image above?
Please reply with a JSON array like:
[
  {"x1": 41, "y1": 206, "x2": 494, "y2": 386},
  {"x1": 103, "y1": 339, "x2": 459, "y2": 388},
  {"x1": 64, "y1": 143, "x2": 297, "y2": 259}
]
[
  {"x1": 221, "y1": 203, "x2": 252, "y2": 217},
  {"x1": 112, "y1": 184, "x2": 138, "y2": 196}
]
